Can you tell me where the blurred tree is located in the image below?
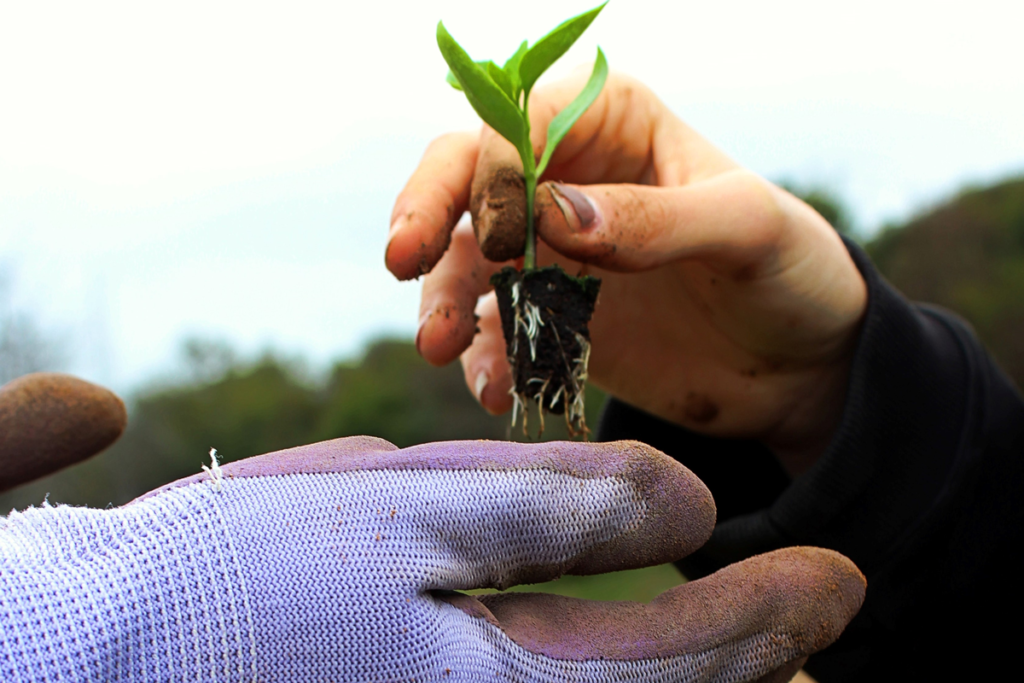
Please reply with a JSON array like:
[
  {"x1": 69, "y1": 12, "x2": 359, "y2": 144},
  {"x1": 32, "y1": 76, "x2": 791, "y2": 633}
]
[
  {"x1": 132, "y1": 356, "x2": 322, "y2": 471},
  {"x1": 6, "y1": 175, "x2": 1022, "y2": 512},
  {"x1": 313, "y1": 340, "x2": 505, "y2": 448},
  {"x1": 8, "y1": 177, "x2": 1023, "y2": 605},
  {"x1": 0, "y1": 269, "x2": 64, "y2": 384},
  {"x1": 0, "y1": 337, "x2": 605, "y2": 511},
  {"x1": 313, "y1": 340, "x2": 606, "y2": 448},
  {"x1": 181, "y1": 337, "x2": 238, "y2": 385},
  {"x1": 868, "y1": 176, "x2": 1024, "y2": 389}
]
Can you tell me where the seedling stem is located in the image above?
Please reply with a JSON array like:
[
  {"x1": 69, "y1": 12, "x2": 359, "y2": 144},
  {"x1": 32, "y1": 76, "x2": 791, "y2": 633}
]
[
  {"x1": 438, "y1": 4, "x2": 608, "y2": 264},
  {"x1": 436, "y1": 3, "x2": 608, "y2": 437}
]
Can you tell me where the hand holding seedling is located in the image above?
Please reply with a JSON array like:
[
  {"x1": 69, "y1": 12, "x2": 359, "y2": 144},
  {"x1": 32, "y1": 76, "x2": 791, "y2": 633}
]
[
  {"x1": 433, "y1": 4, "x2": 610, "y2": 436},
  {"x1": 388, "y1": 29, "x2": 867, "y2": 473}
]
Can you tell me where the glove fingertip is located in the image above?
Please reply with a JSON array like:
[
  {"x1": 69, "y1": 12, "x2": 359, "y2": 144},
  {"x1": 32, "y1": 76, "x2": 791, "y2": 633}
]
[
  {"x1": 0, "y1": 373, "x2": 127, "y2": 492},
  {"x1": 570, "y1": 439, "x2": 717, "y2": 575}
]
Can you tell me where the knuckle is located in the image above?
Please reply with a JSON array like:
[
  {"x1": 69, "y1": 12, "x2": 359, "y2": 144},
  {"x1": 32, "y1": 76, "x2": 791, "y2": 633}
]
[
  {"x1": 426, "y1": 131, "x2": 471, "y2": 155},
  {"x1": 734, "y1": 170, "x2": 787, "y2": 245},
  {"x1": 584, "y1": 185, "x2": 652, "y2": 268}
]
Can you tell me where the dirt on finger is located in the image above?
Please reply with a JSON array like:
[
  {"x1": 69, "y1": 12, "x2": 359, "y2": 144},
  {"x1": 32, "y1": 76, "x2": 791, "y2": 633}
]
[{"x1": 471, "y1": 165, "x2": 527, "y2": 262}]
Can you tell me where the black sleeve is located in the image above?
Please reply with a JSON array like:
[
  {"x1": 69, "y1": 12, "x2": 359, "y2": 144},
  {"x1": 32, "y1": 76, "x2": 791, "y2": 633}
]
[{"x1": 597, "y1": 238, "x2": 1024, "y2": 682}]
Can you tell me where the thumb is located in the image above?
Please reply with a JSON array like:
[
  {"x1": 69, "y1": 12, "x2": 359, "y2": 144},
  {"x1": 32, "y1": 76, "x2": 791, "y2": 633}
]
[
  {"x1": 535, "y1": 170, "x2": 787, "y2": 273},
  {"x1": 476, "y1": 546, "x2": 865, "y2": 681}
]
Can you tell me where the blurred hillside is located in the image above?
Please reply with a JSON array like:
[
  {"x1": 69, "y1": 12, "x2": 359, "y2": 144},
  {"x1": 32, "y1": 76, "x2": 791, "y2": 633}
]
[
  {"x1": 0, "y1": 338, "x2": 606, "y2": 511},
  {"x1": 869, "y1": 177, "x2": 1024, "y2": 388},
  {"x1": 0, "y1": 269, "x2": 65, "y2": 385},
  {"x1": 3, "y1": 174, "x2": 1022, "y2": 603},
  {"x1": 2, "y1": 174, "x2": 1023, "y2": 514}
]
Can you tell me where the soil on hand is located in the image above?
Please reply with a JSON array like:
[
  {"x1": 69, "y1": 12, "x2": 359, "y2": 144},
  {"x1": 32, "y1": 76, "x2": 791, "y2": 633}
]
[
  {"x1": 491, "y1": 265, "x2": 601, "y2": 436},
  {"x1": 471, "y1": 167, "x2": 527, "y2": 262}
]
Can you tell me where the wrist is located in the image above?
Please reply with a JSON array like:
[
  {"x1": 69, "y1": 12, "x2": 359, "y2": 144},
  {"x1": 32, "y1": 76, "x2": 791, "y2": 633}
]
[{"x1": 761, "y1": 352, "x2": 857, "y2": 478}]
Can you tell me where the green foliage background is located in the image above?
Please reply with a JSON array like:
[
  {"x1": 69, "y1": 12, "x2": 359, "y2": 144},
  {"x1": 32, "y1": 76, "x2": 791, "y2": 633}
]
[
  {"x1": 0, "y1": 340, "x2": 607, "y2": 512},
  {"x1": 868, "y1": 178, "x2": 1024, "y2": 386},
  {"x1": 782, "y1": 177, "x2": 1024, "y2": 390},
  {"x1": 3, "y1": 174, "x2": 1023, "y2": 602}
]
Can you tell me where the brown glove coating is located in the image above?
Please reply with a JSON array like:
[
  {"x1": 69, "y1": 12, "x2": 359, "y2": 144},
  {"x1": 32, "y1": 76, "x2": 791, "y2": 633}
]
[
  {"x1": 476, "y1": 546, "x2": 865, "y2": 664},
  {"x1": 0, "y1": 373, "x2": 127, "y2": 492}
]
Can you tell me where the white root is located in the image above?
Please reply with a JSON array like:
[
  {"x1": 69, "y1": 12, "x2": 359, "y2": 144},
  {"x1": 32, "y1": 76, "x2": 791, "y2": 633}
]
[
  {"x1": 512, "y1": 280, "x2": 545, "y2": 361},
  {"x1": 510, "y1": 389, "x2": 526, "y2": 429},
  {"x1": 549, "y1": 383, "x2": 564, "y2": 410},
  {"x1": 528, "y1": 376, "x2": 550, "y2": 435},
  {"x1": 507, "y1": 280, "x2": 593, "y2": 438},
  {"x1": 567, "y1": 333, "x2": 592, "y2": 435}
]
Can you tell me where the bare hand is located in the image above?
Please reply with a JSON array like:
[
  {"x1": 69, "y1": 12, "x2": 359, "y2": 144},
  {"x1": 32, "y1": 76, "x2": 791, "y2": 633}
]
[{"x1": 387, "y1": 72, "x2": 867, "y2": 474}]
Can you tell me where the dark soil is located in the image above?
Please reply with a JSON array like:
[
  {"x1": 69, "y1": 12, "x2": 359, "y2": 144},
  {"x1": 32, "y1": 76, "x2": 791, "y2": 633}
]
[{"x1": 491, "y1": 265, "x2": 601, "y2": 436}]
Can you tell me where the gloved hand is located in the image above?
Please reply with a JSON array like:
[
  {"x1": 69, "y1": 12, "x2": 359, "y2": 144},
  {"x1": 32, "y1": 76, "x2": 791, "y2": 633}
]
[
  {"x1": 1, "y1": 433, "x2": 865, "y2": 682},
  {"x1": 0, "y1": 372, "x2": 127, "y2": 492}
]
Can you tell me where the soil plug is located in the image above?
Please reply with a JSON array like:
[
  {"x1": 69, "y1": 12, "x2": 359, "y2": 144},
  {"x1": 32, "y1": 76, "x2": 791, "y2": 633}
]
[{"x1": 437, "y1": 3, "x2": 608, "y2": 436}]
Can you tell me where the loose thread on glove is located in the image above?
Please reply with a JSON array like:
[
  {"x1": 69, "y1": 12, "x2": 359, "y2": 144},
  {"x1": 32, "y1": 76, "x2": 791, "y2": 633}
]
[{"x1": 201, "y1": 447, "x2": 224, "y2": 492}]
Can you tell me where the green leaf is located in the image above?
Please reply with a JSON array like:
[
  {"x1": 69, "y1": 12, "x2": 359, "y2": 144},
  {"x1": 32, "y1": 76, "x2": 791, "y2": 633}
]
[
  {"x1": 503, "y1": 40, "x2": 529, "y2": 100},
  {"x1": 536, "y1": 46, "x2": 608, "y2": 178},
  {"x1": 448, "y1": 60, "x2": 508, "y2": 94},
  {"x1": 485, "y1": 60, "x2": 514, "y2": 100},
  {"x1": 445, "y1": 69, "x2": 463, "y2": 91},
  {"x1": 437, "y1": 22, "x2": 527, "y2": 153},
  {"x1": 519, "y1": 2, "x2": 607, "y2": 98}
]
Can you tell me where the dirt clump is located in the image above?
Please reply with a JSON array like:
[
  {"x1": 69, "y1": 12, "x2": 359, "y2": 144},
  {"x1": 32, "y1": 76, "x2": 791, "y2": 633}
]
[{"x1": 491, "y1": 265, "x2": 601, "y2": 436}]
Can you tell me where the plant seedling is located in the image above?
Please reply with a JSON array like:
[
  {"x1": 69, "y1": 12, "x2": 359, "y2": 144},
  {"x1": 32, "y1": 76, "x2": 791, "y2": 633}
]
[{"x1": 437, "y1": 3, "x2": 608, "y2": 437}]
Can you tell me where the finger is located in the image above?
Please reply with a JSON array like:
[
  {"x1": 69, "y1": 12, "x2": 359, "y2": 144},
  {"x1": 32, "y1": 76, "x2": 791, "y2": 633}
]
[
  {"x1": 466, "y1": 72, "x2": 679, "y2": 264},
  {"x1": 469, "y1": 126, "x2": 527, "y2": 262},
  {"x1": 416, "y1": 216, "x2": 509, "y2": 367},
  {"x1": 460, "y1": 292, "x2": 513, "y2": 415},
  {"x1": 476, "y1": 547, "x2": 864, "y2": 680},
  {"x1": 534, "y1": 170, "x2": 802, "y2": 274},
  {"x1": 529, "y1": 70, "x2": 706, "y2": 186},
  {"x1": 152, "y1": 437, "x2": 715, "y2": 589},
  {"x1": 387, "y1": 131, "x2": 479, "y2": 280},
  {"x1": 0, "y1": 373, "x2": 127, "y2": 492},
  {"x1": 396, "y1": 439, "x2": 716, "y2": 588}
]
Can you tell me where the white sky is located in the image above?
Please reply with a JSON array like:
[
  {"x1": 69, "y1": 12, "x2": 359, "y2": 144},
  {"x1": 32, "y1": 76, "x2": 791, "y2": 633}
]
[{"x1": 1, "y1": 0, "x2": 1022, "y2": 391}]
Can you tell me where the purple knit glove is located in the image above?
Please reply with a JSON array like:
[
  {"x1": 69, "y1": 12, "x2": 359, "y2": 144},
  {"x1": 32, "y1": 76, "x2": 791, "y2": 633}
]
[{"x1": 1, "y1": 435, "x2": 864, "y2": 682}]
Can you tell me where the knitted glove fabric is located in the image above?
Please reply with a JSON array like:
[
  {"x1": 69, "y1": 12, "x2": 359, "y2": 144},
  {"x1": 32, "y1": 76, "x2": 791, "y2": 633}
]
[{"x1": 0, "y1": 436, "x2": 865, "y2": 682}]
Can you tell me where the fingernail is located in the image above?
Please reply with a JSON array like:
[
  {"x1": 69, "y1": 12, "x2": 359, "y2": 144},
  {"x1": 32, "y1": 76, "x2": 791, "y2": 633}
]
[
  {"x1": 385, "y1": 222, "x2": 398, "y2": 257},
  {"x1": 385, "y1": 217, "x2": 405, "y2": 275},
  {"x1": 415, "y1": 311, "x2": 432, "y2": 355},
  {"x1": 388, "y1": 214, "x2": 406, "y2": 242},
  {"x1": 550, "y1": 182, "x2": 598, "y2": 230},
  {"x1": 474, "y1": 370, "x2": 490, "y2": 402}
]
